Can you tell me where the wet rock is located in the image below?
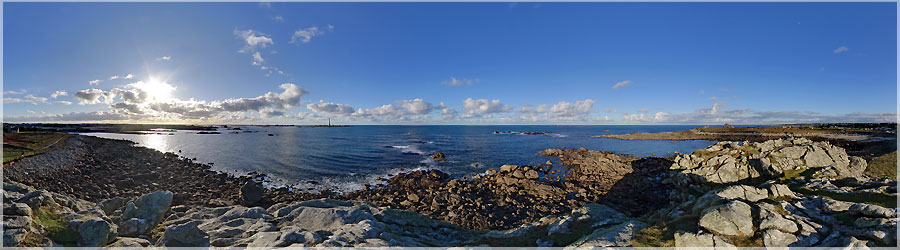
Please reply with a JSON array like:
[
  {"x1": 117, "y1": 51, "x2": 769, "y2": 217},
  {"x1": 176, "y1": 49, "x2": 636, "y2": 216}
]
[
  {"x1": 430, "y1": 152, "x2": 447, "y2": 162},
  {"x1": 240, "y1": 182, "x2": 264, "y2": 206}
]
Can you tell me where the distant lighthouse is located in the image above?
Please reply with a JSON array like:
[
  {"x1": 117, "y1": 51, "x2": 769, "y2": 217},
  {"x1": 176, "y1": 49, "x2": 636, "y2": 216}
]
[{"x1": 328, "y1": 118, "x2": 332, "y2": 126}]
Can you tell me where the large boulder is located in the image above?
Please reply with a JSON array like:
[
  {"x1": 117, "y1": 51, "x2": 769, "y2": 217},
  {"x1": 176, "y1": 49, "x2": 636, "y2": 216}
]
[
  {"x1": 240, "y1": 182, "x2": 265, "y2": 206},
  {"x1": 156, "y1": 220, "x2": 210, "y2": 247},
  {"x1": 119, "y1": 191, "x2": 173, "y2": 237},
  {"x1": 76, "y1": 218, "x2": 118, "y2": 247},
  {"x1": 565, "y1": 220, "x2": 646, "y2": 248},
  {"x1": 698, "y1": 200, "x2": 754, "y2": 237}
]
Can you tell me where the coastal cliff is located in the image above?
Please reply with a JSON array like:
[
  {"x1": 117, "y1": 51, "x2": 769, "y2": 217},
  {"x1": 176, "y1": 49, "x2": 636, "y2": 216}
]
[{"x1": 2, "y1": 135, "x2": 896, "y2": 247}]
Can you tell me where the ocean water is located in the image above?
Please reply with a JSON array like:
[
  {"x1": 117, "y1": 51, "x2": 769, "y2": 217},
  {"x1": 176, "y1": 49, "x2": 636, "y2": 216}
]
[{"x1": 84, "y1": 125, "x2": 715, "y2": 192}]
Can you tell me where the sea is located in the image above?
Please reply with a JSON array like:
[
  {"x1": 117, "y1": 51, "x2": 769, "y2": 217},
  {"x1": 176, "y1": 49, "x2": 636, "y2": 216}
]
[{"x1": 84, "y1": 125, "x2": 715, "y2": 192}]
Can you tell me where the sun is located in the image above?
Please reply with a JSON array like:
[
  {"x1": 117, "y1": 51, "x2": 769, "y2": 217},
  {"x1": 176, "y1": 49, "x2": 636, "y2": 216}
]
[{"x1": 133, "y1": 77, "x2": 176, "y2": 102}]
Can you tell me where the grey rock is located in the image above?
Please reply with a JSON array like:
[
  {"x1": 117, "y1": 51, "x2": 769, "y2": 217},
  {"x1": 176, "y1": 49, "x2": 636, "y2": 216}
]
[
  {"x1": 118, "y1": 218, "x2": 152, "y2": 237},
  {"x1": 674, "y1": 232, "x2": 713, "y2": 247},
  {"x1": 98, "y1": 197, "x2": 127, "y2": 216},
  {"x1": 120, "y1": 191, "x2": 173, "y2": 236},
  {"x1": 762, "y1": 229, "x2": 799, "y2": 247},
  {"x1": 107, "y1": 237, "x2": 151, "y2": 247},
  {"x1": 3, "y1": 203, "x2": 32, "y2": 217},
  {"x1": 565, "y1": 220, "x2": 646, "y2": 248},
  {"x1": 849, "y1": 203, "x2": 897, "y2": 218},
  {"x1": 2, "y1": 228, "x2": 26, "y2": 247},
  {"x1": 156, "y1": 220, "x2": 210, "y2": 247},
  {"x1": 699, "y1": 200, "x2": 754, "y2": 237},
  {"x1": 2, "y1": 216, "x2": 32, "y2": 229},
  {"x1": 77, "y1": 217, "x2": 118, "y2": 247},
  {"x1": 759, "y1": 208, "x2": 799, "y2": 233}
]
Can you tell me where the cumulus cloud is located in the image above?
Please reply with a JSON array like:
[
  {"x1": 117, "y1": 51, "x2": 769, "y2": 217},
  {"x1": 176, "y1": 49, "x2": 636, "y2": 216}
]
[
  {"x1": 252, "y1": 52, "x2": 265, "y2": 66},
  {"x1": 4, "y1": 94, "x2": 48, "y2": 105},
  {"x1": 442, "y1": 77, "x2": 479, "y2": 86},
  {"x1": 517, "y1": 99, "x2": 597, "y2": 121},
  {"x1": 290, "y1": 25, "x2": 331, "y2": 45},
  {"x1": 307, "y1": 100, "x2": 356, "y2": 115},
  {"x1": 235, "y1": 29, "x2": 274, "y2": 53},
  {"x1": 623, "y1": 102, "x2": 897, "y2": 124},
  {"x1": 462, "y1": 98, "x2": 512, "y2": 117},
  {"x1": 89, "y1": 79, "x2": 101, "y2": 85},
  {"x1": 612, "y1": 80, "x2": 632, "y2": 89},
  {"x1": 833, "y1": 46, "x2": 849, "y2": 54},
  {"x1": 50, "y1": 91, "x2": 68, "y2": 99},
  {"x1": 74, "y1": 89, "x2": 115, "y2": 105}
]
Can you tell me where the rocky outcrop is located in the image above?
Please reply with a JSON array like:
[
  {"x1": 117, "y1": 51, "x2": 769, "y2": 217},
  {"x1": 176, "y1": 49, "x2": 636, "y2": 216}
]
[{"x1": 670, "y1": 138, "x2": 868, "y2": 189}]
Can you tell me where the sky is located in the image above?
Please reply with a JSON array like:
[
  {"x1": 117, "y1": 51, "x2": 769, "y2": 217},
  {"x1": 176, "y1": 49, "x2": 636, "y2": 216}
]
[{"x1": 2, "y1": 2, "x2": 897, "y2": 125}]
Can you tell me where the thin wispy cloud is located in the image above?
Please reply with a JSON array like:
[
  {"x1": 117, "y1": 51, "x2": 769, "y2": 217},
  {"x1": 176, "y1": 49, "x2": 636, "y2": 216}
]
[
  {"x1": 273, "y1": 16, "x2": 285, "y2": 23},
  {"x1": 442, "y1": 77, "x2": 479, "y2": 86},
  {"x1": 89, "y1": 79, "x2": 101, "y2": 85},
  {"x1": 290, "y1": 25, "x2": 332, "y2": 45},
  {"x1": 109, "y1": 74, "x2": 133, "y2": 80},
  {"x1": 156, "y1": 56, "x2": 172, "y2": 61},
  {"x1": 833, "y1": 46, "x2": 849, "y2": 54},
  {"x1": 4, "y1": 94, "x2": 48, "y2": 105},
  {"x1": 50, "y1": 91, "x2": 68, "y2": 99},
  {"x1": 235, "y1": 29, "x2": 274, "y2": 53},
  {"x1": 612, "y1": 80, "x2": 632, "y2": 89},
  {"x1": 4, "y1": 89, "x2": 26, "y2": 95}
]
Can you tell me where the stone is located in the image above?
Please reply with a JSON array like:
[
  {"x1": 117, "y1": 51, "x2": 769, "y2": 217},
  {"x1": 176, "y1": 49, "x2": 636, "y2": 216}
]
[
  {"x1": 240, "y1": 182, "x2": 265, "y2": 206},
  {"x1": 107, "y1": 237, "x2": 151, "y2": 247},
  {"x1": 407, "y1": 193, "x2": 420, "y2": 203},
  {"x1": 2, "y1": 228, "x2": 26, "y2": 247},
  {"x1": 512, "y1": 170, "x2": 525, "y2": 179},
  {"x1": 674, "y1": 232, "x2": 714, "y2": 247},
  {"x1": 119, "y1": 191, "x2": 173, "y2": 236},
  {"x1": 98, "y1": 197, "x2": 127, "y2": 216},
  {"x1": 849, "y1": 203, "x2": 897, "y2": 218},
  {"x1": 547, "y1": 216, "x2": 573, "y2": 235},
  {"x1": 77, "y1": 218, "x2": 118, "y2": 247},
  {"x1": 525, "y1": 170, "x2": 540, "y2": 179},
  {"x1": 698, "y1": 200, "x2": 754, "y2": 237},
  {"x1": 759, "y1": 209, "x2": 799, "y2": 233},
  {"x1": 500, "y1": 164, "x2": 517, "y2": 173},
  {"x1": 3, "y1": 216, "x2": 32, "y2": 229},
  {"x1": 156, "y1": 221, "x2": 210, "y2": 247},
  {"x1": 565, "y1": 220, "x2": 647, "y2": 248},
  {"x1": 762, "y1": 229, "x2": 799, "y2": 247},
  {"x1": 3, "y1": 203, "x2": 32, "y2": 217}
]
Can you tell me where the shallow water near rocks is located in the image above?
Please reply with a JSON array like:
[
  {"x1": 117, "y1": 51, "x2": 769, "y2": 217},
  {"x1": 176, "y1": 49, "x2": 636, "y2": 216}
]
[{"x1": 84, "y1": 125, "x2": 715, "y2": 192}]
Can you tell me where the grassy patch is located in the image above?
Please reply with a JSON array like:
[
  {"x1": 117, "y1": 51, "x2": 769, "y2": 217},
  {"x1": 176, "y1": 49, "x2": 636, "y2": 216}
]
[
  {"x1": 631, "y1": 213, "x2": 700, "y2": 247},
  {"x1": 3, "y1": 132, "x2": 73, "y2": 163},
  {"x1": 33, "y1": 205, "x2": 79, "y2": 246},
  {"x1": 720, "y1": 234, "x2": 763, "y2": 247},
  {"x1": 865, "y1": 151, "x2": 897, "y2": 178}
]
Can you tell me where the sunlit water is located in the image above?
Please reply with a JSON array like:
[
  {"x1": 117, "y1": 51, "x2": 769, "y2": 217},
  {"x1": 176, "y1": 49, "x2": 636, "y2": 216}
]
[{"x1": 84, "y1": 125, "x2": 715, "y2": 192}]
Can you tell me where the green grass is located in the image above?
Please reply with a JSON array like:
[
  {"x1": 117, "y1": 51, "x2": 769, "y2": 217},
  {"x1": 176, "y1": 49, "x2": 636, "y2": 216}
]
[
  {"x1": 33, "y1": 205, "x2": 79, "y2": 246},
  {"x1": 788, "y1": 183, "x2": 897, "y2": 208},
  {"x1": 865, "y1": 151, "x2": 897, "y2": 178},
  {"x1": 3, "y1": 132, "x2": 73, "y2": 163},
  {"x1": 631, "y1": 213, "x2": 700, "y2": 247}
]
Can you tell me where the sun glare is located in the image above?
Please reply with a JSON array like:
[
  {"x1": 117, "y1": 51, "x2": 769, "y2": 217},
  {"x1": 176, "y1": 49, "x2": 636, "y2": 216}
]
[{"x1": 134, "y1": 77, "x2": 176, "y2": 102}]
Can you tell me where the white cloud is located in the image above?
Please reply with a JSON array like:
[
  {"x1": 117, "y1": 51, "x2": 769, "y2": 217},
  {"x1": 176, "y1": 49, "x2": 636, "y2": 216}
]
[
  {"x1": 442, "y1": 77, "x2": 479, "y2": 86},
  {"x1": 109, "y1": 74, "x2": 133, "y2": 80},
  {"x1": 549, "y1": 99, "x2": 595, "y2": 116},
  {"x1": 74, "y1": 89, "x2": 115, "y2": 105},
  {"x1": 252, "y1": 52, "x2": 265, "y2": 66},
  {"x1": 89, "y1": 79, "x2": 101, "y2": 85},
  {"x1": 156, "y1": 56, "x2": 172, "y2": 61},
  {"x1": 612, "y1": 80, "x2": 632, "y2": 89},
  {"x1": 50, "y1": 91, "x2": 68, "y2": 98},
  {"x1": 462, "y1": 98, "x2": 512, "y2": 117},
  {"x1": 3, "y1": 90, "x2": 26, "y2": 95},
  {"x1": 833, "y1": 46, "x2": 849, "y2": 54},
  {"x1": 290, "y1": 26, "x2": 329, "y2": 45},
  {"x1": 307, "y1": 100, "x2": 356, "y2": 115},
  {"x1": 273, "y1": 16, "x2": 284, "y2": 22},
  {"x1": 55, "y1": 101, "x2": 73, "y2": 105},
  {"x1": 235, "y1": 29, "x2": 274, "y2": 53},
  {"x1": 4, "y1": 94, "x2": 49, "y2": 105}
]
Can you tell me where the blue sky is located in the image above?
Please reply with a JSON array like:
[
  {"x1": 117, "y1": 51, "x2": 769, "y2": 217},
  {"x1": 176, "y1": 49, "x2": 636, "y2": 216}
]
[{"x1": 2, "y1": 2, "x2": 897, "y2": 125}]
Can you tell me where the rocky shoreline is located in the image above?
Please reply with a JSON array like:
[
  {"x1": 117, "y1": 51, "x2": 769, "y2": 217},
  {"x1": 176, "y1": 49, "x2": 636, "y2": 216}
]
[{"x1": 3, "y1": 135, "x2": 897, "y2": 247}]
